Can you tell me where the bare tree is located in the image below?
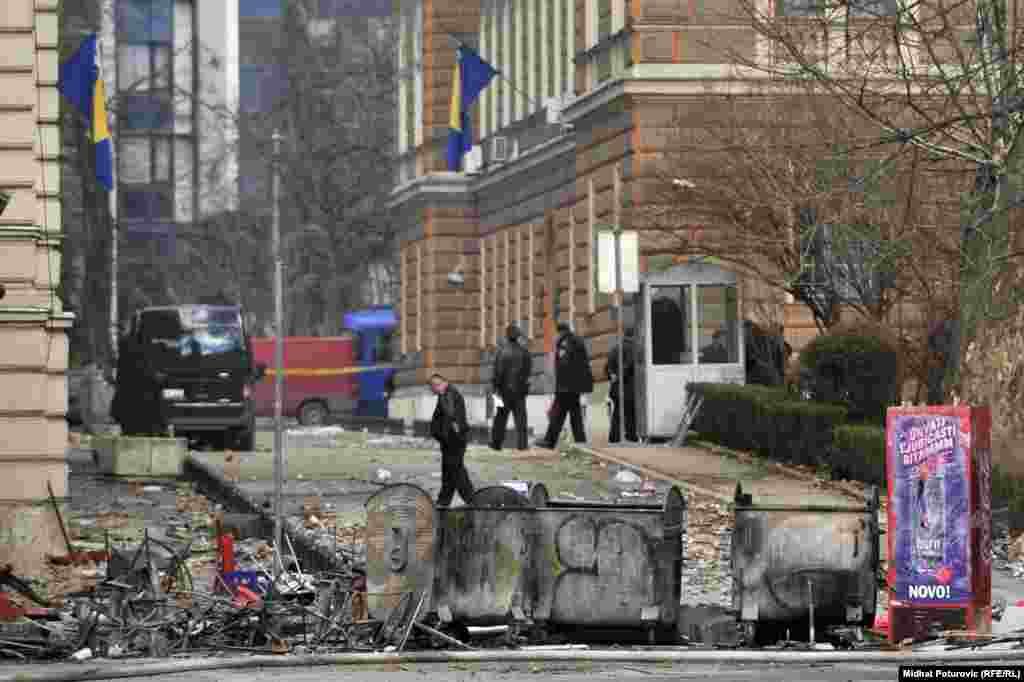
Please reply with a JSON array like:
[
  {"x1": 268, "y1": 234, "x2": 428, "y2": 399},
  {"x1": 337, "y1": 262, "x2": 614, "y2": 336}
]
[
  {"x1": 642, "y1": 90, "x2": 960, "y2": 329},
  {"x1": 638, "y1": 89, "x2": 961, "y2": 398},
  {"x1": 704, "y1": 0, "x2": 1024, "y2": 399},
  {"x1": 178, "y1": 1, "x2": 399, "y2": 336}
]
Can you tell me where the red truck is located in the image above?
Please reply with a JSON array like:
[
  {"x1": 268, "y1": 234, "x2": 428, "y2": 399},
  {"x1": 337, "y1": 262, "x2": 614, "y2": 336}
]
[{"x1": 251, "y1": 336, "x2": 358, "y2": 426}]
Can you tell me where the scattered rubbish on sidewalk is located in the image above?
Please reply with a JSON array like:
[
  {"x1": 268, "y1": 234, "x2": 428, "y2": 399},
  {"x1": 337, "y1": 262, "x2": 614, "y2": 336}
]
[
  {"x1": 70, "y1": 647, "x2": 92, "y2": 661},
  {"x1": 500, "y1": 480, "x2": 530, "y2": 496},
  {"x1": 614, "y1": 470, "x2": 642, "y2": 484},
  {"x1": 374, "y1": 468, "x2": 392, "y2": 483}
]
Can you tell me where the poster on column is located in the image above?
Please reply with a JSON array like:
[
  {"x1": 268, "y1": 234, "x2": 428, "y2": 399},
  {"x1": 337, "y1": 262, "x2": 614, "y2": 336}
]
[{"x1": 889, "y1": 413, "x2": 973, "y2": 603}]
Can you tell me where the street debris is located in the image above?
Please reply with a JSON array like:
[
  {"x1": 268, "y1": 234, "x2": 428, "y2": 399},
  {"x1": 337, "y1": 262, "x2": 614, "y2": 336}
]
[{"x1": 614, "y1": 469, "x2": 642, "y2": 484}]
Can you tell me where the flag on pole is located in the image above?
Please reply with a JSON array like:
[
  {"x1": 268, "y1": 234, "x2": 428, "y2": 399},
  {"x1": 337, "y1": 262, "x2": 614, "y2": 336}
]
[
  {"x1": 58, "y1": 34, "x2": 114, "y2": 192},
  {"x1": 447, "y1": 45, "x2": 497, "y2": 172}
]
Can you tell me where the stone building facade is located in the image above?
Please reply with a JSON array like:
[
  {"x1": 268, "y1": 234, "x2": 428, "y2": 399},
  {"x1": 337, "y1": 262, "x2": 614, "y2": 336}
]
[
  {"x1": 0, "y1": 0, "x2": 74, "y2": 575},
  {"x1": 385, "y1": 0, "x2": 962, "y2": 432}
]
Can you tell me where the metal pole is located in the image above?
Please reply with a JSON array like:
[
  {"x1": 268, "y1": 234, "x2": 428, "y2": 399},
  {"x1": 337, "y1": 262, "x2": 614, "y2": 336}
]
[
  {"x1": 615, "y1": 231, "x2": 626, "y2": 444},
  {"x1": 271, "y1": 129, "x2": 285, "y2": 581}
]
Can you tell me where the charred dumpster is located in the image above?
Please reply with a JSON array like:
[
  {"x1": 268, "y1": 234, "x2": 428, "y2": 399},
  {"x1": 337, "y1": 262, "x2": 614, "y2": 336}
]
[
  {"x1": 365, "y1": 482, "x2": 687, "y2": 643},
  {"x1": 731, "y1": 483, "x2": 880, "y2": 644}
]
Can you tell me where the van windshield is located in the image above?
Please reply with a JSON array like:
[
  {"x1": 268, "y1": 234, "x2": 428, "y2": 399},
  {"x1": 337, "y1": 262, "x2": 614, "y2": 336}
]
[{"x1": 138, "y1": 307, "x2": 249, "y2": 368}]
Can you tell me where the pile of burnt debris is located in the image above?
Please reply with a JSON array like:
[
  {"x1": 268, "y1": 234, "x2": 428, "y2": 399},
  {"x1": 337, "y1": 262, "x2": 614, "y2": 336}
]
[{"x1": 0, "y1": 522, "x2": 549, "y2": 662}]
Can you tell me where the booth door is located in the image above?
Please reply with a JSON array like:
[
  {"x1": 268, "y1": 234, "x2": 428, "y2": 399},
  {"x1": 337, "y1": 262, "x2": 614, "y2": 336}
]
[{"x1": 641, "y1": 283, "x2": 695, "y2": 438}]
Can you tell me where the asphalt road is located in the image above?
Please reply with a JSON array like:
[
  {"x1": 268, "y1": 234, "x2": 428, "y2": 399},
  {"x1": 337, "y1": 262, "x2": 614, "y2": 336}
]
[{"x1": 61, "y1": 659, "x2": 1003, "y2": 681}]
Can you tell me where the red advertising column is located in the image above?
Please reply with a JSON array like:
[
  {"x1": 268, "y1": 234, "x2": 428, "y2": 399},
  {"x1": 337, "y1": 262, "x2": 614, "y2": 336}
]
[{"x1": 886, "y1": 406, "x2": 992, "y2": 643}]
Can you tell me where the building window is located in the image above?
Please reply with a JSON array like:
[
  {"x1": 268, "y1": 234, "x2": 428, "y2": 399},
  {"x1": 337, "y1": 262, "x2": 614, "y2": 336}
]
[
  {"x1": 240, "y1": 64, "x2": 286, "y2": 114},
  {"x1": 118, "y1": 0, "x2": 173, "y2": 41},
  {"x1": 527, "y1": 223, "x2": 534, "y2": 339},
  {"x1": 697, "y1": 285, "x2": 739, "y2": 364},
  {"x1": 240, "y1": 0, "x2": 281, "y2": 18},
  {"x1": 397, "y1": 2, "x2": 421, "y2": 156},
  {"x1": 416, "y1": 244, "x2": 423, "y2": 351},
  {"x1": 118, "y1": 0, "x2": 196, "y2": 230},
  {"x1": 480, "y1": 239, "x2": 487, "y2": 348},
  {"x1": 122, "y1": 185, "x2": 173, "y2": 221},
  {"x1": 401, "y1": 249, "x2": 408, "y2": 354},
  {"x1": 547, "y1": 0, "x2": 556, "y2": 99},
  {"x1": 490, "y1": 235, "x2": 499, "y2": 345},
  {"x1": 776, "y1": 0, "x2": 824, "y2": 16},
  {"x1": 847, "y1": 0, "x2": 899, "y2": 16},
  {"x1": 567, "y1": 210, "x2": 575, "y2": 323},
  {"x1": 596, "y1": 0, "x2": 612, "y2": 83}
]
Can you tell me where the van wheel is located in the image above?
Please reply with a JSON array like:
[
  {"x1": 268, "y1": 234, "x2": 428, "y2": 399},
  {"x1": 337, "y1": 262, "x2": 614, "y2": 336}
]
[{"x1": 298, "y1": 401, "x2": 329, "y2": 427}]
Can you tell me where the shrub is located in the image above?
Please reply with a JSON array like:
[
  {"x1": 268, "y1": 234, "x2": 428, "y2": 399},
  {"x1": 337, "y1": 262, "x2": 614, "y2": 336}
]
[
  {"x1": 830, "y1": 424, "x2": 886, "y2": 487},
  {"x1": 798, "y1": 324, "x2": 901, "y2": 423},
  {"x1": 688, "y1": 382, "x2": 847, "y2": 467}
]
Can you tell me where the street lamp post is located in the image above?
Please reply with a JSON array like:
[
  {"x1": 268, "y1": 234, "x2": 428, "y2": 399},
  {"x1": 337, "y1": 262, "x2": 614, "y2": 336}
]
[{"x1": 271, "y1": 129, "x2": 285, "y2": 580}]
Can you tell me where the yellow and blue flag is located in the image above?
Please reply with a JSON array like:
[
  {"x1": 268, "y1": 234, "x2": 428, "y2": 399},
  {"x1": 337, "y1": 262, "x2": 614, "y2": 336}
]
[
  {"x1": 447, "y1": 46, "x2": 497, "y2": 172},
  {"x1": 58, "y1": 34, "x2": 113, "y2": 192}
]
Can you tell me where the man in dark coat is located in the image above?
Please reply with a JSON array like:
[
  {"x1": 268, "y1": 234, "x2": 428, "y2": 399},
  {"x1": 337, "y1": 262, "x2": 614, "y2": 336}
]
[
  {"x1": 606, "y1": 328, "x2": 637, "y2": 443},
  {"x1": 536, "y1": 322, "x2": 594, "y2": 448},
  {"x1": 429, "y1": 373, "x2": 475, "y2": 507},
  {"x1": 490, "y1": 324, "x2": 532, "y2": 451}
]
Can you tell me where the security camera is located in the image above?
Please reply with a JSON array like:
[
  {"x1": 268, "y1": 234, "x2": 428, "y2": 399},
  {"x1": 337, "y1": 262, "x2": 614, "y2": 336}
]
[{"x1": 447, "y1": 270, "x2": 465, "y2": 288}]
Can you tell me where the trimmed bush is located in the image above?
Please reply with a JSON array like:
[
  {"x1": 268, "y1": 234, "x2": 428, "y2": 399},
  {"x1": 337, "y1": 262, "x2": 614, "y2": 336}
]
[
  {"x1": 799, "y1": 324, "x2": 902, "y2": 423},
  {"x1": 689, "y1": 382, "x2": 847, "y2": 467},
  {"x1": 830, "y1": 424, "x2": 886, "y2": 487}
]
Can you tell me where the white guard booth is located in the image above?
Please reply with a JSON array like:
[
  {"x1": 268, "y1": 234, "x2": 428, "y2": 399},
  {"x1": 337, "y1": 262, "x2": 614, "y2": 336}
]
[{"x1": 635, "y1": 261, "x2": 746, "y2": 440}]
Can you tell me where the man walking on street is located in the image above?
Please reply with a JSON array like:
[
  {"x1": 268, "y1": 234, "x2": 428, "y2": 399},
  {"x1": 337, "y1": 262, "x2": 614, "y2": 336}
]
[
  {"x1": 490, "y1": 324, "x2": 532, "y2": 450},
  {"x1": 536, "y1": 322, "x2": 593, "y2": 448},
  {"x1": 606, "y1": 327, "x2": 638, "y2": 443},
  {"x1": 429, "y1": 373, "x2": 475, "y2": 507}
]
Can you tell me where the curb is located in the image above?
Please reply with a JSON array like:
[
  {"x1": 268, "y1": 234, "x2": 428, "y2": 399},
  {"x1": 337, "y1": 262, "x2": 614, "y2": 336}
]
[
  {"x1": 8, "y1": 646, "x2": 1024, "y2": 681},
  {"x1": 570, "y1": 445, "x2": 734, "y2": 505},
  {"x1": 182, "y1": 454, "x2": 351, "y2": 575}
]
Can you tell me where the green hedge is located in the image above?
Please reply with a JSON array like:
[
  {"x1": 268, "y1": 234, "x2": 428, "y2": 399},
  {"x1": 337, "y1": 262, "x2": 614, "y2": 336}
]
[
  {"x1": 799, "y1": 328, "x2": 901, "y2": 424},
  {"x1": 688, "y1": 382, "x2": 847, "y2": 467},
  {"x1": 691, "y1": 384, "x2": 1024, "y2": 515},
  {"x1": 831, "y1": 424, "x2": 886, "y2": 486}
]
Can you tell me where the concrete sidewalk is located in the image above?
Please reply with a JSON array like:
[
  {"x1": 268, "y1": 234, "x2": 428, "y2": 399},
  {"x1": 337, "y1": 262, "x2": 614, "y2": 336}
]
[{"x1": 578, "y1": 440, "x2": 862, "y2": 507}]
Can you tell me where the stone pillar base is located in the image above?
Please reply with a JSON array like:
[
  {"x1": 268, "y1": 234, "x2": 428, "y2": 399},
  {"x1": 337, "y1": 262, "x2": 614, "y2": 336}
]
[{"x1": 0, "y1": 499, "x2": 69, "y2": 579}]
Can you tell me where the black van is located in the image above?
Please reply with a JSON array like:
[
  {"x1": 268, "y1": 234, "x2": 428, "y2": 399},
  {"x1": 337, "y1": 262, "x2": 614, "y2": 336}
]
[{"x1": 112, "y1": 304, "x2": 264, "y2": 450}]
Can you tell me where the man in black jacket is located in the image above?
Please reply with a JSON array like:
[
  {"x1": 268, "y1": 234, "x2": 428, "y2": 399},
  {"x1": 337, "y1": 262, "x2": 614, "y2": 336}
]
[
  {"x1": 490, "y1": 324, "x2": 532, "y2": 451},
  {"x1": 429, "y1": 373, "x2": 475, "y2": 507},
  {"x1": 536, "y1": 322, "x2": 594, "y2": 448},
  {"x1": 606, "y1": 328, "x2": 637, "y2": 443}
]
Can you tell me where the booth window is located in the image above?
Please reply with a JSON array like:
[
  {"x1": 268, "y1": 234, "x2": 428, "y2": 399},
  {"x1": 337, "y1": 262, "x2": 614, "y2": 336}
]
[
  {"x1": 650, "y1": 285, "x2": 691, "y2": 365},
  {"x1": 697, "y1": 284, "x2": 739, "y2": 364}
]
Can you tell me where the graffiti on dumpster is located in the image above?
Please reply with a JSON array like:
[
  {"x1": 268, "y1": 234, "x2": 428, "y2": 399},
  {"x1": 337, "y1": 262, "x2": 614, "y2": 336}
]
[
  {"x1": 889, "y1": 414, "x2": 972, "y2": 603},
  {"x1": 549, "y1": 516, "x2": 657, "y2": 623},
  {"x1": 366, "y1": 484, "x2": 435, "y2": 614}
]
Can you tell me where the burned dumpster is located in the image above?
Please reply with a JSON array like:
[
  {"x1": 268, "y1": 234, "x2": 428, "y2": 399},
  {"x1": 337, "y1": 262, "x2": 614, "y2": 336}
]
[
  {"x1": 364, "y1": 482, "x2": 687, "y2": 644},
  {"x1": 731, "y1": 483, "x2": 880, "y2": 644}
]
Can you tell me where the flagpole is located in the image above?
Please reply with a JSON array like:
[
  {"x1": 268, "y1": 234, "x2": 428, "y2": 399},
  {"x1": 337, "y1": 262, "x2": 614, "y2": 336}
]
[
  {"x1": 96, "y1": 34, "x2": 119, "y2": 361},
  {"x1": 443, "y1": 33, "x2": 545, "y2": 112}
]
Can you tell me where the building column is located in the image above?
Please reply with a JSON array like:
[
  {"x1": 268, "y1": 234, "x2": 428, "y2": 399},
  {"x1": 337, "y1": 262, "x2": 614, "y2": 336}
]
[{"x1": 0, "y1": 0, "x2": 74, "y2": 578}]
